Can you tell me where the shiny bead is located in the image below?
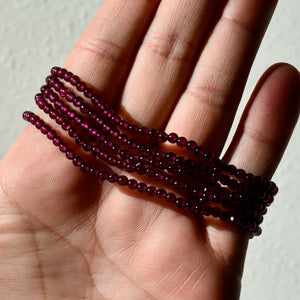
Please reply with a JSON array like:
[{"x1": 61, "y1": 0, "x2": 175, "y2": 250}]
[{"x1": 118, "y1": 175, "x2": 128, "y2": 186}]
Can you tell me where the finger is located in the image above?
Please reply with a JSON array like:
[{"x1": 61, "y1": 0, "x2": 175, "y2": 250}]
[
  {"x1": 65, "y1": 0, "x2": 160, "y2": 104},
  {"x1": 119, "y1": 0, "x2": 226, "y2": 127},
  {"x1": 225, "y1": 64, "x2": 300, "y2": 177},
  {"x1": 166, "y1": 0, "x2": 278, "y2": 154},
  {"x1": 209, "y1": 64, "x2": 300, "y2": 274}
]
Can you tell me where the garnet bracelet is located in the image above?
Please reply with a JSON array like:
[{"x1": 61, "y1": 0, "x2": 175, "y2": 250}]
[{"x1": 23, "y1": 67, "x2": 278, "y2": 238}]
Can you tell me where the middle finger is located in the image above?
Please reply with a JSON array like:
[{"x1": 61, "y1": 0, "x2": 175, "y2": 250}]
[{"x1": 120, "y1": 0, "x2": 226, "y2": 127}]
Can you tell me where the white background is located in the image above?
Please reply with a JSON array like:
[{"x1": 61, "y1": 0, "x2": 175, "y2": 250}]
[{"x1": 0, "y1": 1, "x2": 299, "y2": 299}]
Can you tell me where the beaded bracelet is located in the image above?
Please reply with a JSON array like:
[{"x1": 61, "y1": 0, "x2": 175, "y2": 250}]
[{"x1": 22, "y1": 67, "x2": 278, "y2": 238}]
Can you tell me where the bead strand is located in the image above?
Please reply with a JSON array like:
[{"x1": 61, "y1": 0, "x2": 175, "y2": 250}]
[{"x1": 22, "y1": 67, "x2": 279, "y2": 238}]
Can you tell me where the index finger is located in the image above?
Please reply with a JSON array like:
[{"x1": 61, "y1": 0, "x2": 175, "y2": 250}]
[{"x1": 65, "y1": 0, "x2": 160, "y2": 105}]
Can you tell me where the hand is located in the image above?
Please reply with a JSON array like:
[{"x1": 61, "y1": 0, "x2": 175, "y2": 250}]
[{"x1": 0, "y1": 1, "x2": 299, "y2": 299}]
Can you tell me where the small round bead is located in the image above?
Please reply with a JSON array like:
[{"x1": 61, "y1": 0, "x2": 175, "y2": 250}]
[
  {"x1": 236, "y1": 169, "x2": 246, "y2": 179},
  {"x1": 147, "y1": 186, "x2": 157, "y2": 196},
  {"x1": 35, "y1": 120, "x2": 44, "y2": 129},
  {"x1": 175, "y1": 198, "x2": 185, "y2": 208},
  {"x1": 186, "y1": 140, "x2": 197, "y2": 150},
  {"x1": 73, "y1": 156, "x2": 82, "y2": 167},
  {"x1": 22, "y1": 111, "x2": 33, "y2": 121},
  {"x1": 51, "y1": 66, "x2": 59, "y2": 75},
  {"x1": 128, "y1": 179, "x2": 138, "y2": 189},
  {"x1": 157, "y1": 132, "x2": 168, "y2": 143},
  {"x1": 46, "y1": 130, "x2": 56, "y2": 140},
  {"x1": 168, "y1": 132, "x2": 178, "y2": 143},
  {"x1": 41, "y1": 125, "x2": 50, "y2": 134},
  {"x1": 98, "y1": 171, "x2": 109, "y2": 181},
  {"x1": 77, "y1": 82, "x2": 87, "y2": 92},
  {"x1": 166, "y1": 193, "x2": 176, "y2": 203},
  {"x1": 108, "y1": 173, "x2": 118, "y2": 183},
  {"x1": 63, "y1": 71, "x2": 73, "y2": 82},
  {"x1": 156, "y1": 189, "x2": 167, "y2": 198},
  {"x1": 118, "y1": 175, "x2": 128, "y2": 186},
  {"x1": 70, "y1": 75, "x2": 80, "y2": 86},
  {"x1": 137, "y1": 182, "x2": 147, "y2": 193},
  {"x1": 66, "y1": 149, "x2": 75, "y2": 160},
  {"x1": 177, "y1": 136, "x2": 187, "y2": 147},
  {"x1": 80, "y1": 163, "x2": 90, "y2": 173},
  {"x1": 84, "y1": 88, "x2": 93, "y2": 98},
  {"x1": 57, "y1": 68, "x2": 66, "y2": 77},
  {"x1": 59, "y1": 142, "x2": 68, "y2": 153}
]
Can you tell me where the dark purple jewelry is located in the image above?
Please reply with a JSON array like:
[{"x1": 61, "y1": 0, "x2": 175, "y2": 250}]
[{"x1": 23, "y1": 67, "x2": 278, "y2": 238}]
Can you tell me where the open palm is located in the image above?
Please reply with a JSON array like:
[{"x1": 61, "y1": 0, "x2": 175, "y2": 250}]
[{"x1": 0, "y1": 1, "x2": 299, "y2": 299}]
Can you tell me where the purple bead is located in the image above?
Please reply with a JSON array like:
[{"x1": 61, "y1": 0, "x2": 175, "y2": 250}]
[
  {"x1": 82, "y1": 143, "x2": 92, "y2": 152},
  {"x1": 118, "y1": 175, "x2": 128, "y2": 186},
  {"x1": 41, "y1": 125, "x2": 50, "y2": 134},
  {"x1": 155, "y1": 172, "x2": 165, "y2": 181},
  {"x1": 166, "y1": 193, "x2": 176, "y2": 203},
  {"x1": 147, "y1": 186, "x2": 157, "y2": 196},
  {"x1": 89, "y1": 167, "x2": 100, "y2": 177},
  {"x1": 220, "y1": 174, "x2": 230, "y2": 185},
  {"x1": 126, "y1": 164, "x2": 136, "y2": 173},
  {"x1": 35, "y1": 120, "x2": 43, "y2": 129},
  {"x1": 80, "y1": 162, "x2": 91, "y2": 173},
  {"x1": 73, "y1": 156, "x2": 82, "y2": 167},
  {"x1": 107, "y1": 157, "x2": 117, "y2": 166},
  {"x1": 80, "y1": 103, "x2": 90, "y2": 114},
  {"x1": 59, "y1": 142, "x2": 68, "y2": 153},
  {"x1": 77, "y1": 81, "x2": 87, "y2": 92},
  {"x1": 270, "y1": 182, "x2": 278, "y2": 195},
  {"x1": 51, "y1": 66, "x2": 59, "y2": 75},
  {"x1": 81, "y1": 121, "x2": 90, "y2": 130},
  {"x1": 108, "y1": 173, "x2": 118, "y2": 183},
  {"x1": 156, "y1": 189, "x2": 167, "y2": 198},
  {"x1": 186, "y1": 140, "x2": 197, "y2": 150},
  {"x1": 175, "y1": 198, "x2": 185, "y2": 208},
  {"x1": 168, "y1": 132, "x2": 178, "y2": 143},
  {"x1": 57, "y1": 68, "x2": 66, "y2": 77},
  {"x1": 22, "y1": 111, "x2": 33, "y2": 121},
  {"x1": 92, "y1": 145, "x2": 100, "y2": 155},
  {"x1": 63, "y1": 71, "x2": 73, "y2": 82},
  {"x1": 89, "y1": 128, "x2": 98, "y2": 136},
  {"x1": 236, "y1": 169, "x2": 246, "y2": 179},
  {"x1": 46, "y1": 130, "x2": 56, "y2": 140},
  {"x1": 128, "y1": 179, "x2": 138, "y2": 189},
  {"x1": 66, "y1": 92, "x2": 75, "y2": 102},
  {"x1": 66, "y1": 149, "x2": 75, "y2": 160},
  {"x1": 165, "y1": 152, "x2": 176, "y2": 163},
  {"x1": 137, "y1": 182, "x2": 147, "y2": 193},
  {"x1": 83, "y1": 87, "x2": 93, "y2": 98},
  {"x1": 73, "y1": 97, "x2": 82, "y2": 107},
  {"x1": 59, "y1": 87, "x2": 68, "y2": 97},
  {"x1": 177, "y1": 136, "x2": 187, "y2": 147},
  {"x1": 157, "y1": 132, "x2": 168, "y2": 143},
  {"x1": 117, "y1": 160, "x2": 127, "y2": 169},
  {"x1": 53, "y1": 136, "x2": 62, "y2": 146},
  {"x1": 67, "y1": 110, "x2": 76, "y2": 120},
  {"x1": 98, "y1": 171, "x2": 109, "y2": 181},
  {"x1": 70, "y1": 75, "x2": 80, "y2": 86},
  {"x1": 29, "y1": 114, "x2": 39, "y2": 125}
]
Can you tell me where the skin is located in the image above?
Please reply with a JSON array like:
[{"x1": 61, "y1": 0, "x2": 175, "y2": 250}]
[{"x1": 0, "y1": 0, "x2": 299, "y2": 299}]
